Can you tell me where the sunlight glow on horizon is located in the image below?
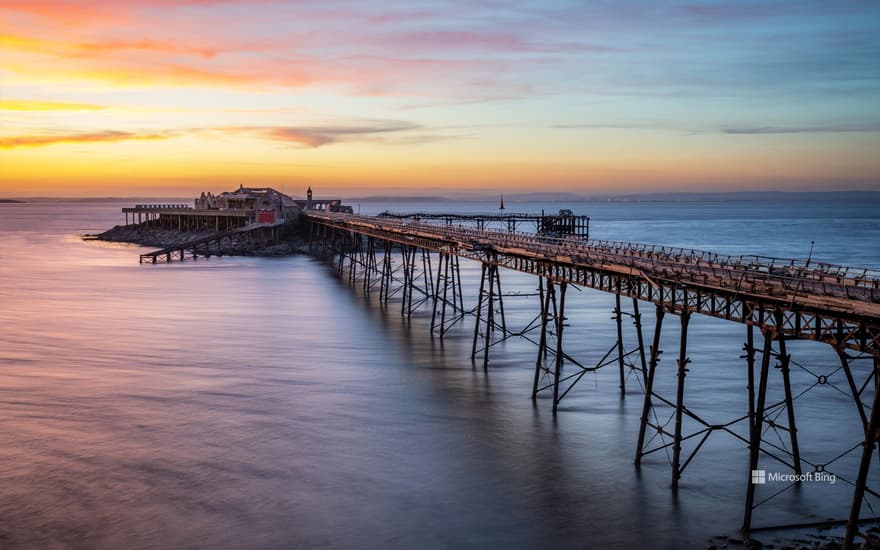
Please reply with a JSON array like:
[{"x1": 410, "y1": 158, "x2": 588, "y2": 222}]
[{"x1": 1, "y1": 1, "x2": 879, "y2": 198}]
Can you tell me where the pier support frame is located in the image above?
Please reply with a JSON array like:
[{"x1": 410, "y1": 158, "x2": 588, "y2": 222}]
[
  {"x1": 636, "y1": 306, "x2": 666, "y2": 465},
  {"x1": 532, "y1": 286, "x2": 648, "y2": 409},
  {"x1": 431, "y1": 253, "x2": 465, "y2": 338},
  {"x1": 637, "y1": 310, "x2": 752, "y2": 488},
  {"x1": 471, "y1": 256, "x2": 507, "y2": 368}
]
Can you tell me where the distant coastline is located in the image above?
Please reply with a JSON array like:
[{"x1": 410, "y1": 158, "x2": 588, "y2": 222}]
[
  {"x1": 8, "y1": 189, "x2": 880, "y2": 204},
  {"x1": 0, "y1": 199, "x2": 24, "y2": 203},
  {"x1": 348, "y1": 190, "x2": 880, "y2": 203}
]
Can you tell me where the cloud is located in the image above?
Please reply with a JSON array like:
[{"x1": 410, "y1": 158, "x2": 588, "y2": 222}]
[
  {"x1": 0, "y1": 33, "x2": 222, "y2": 59},
  {"x1": 552, "y1": 123, "x2": 649, "y2": 129},
  {"x1": 380, "y1": 133, "x2": 467, "y2": 145},
  {"x1": 0, "y1": 3, "x2": 556, "y2": 96},
  {"x1": 219, "y1": 121, "x2": 422, "y2": 147},
  {"x1": 77, "y1": 39, "x2": 220, "y2": 59},
  {"x1": 0, "y1": 99, "x2": 105, "y2": 110},
  {"x1": 722, "y1": 124, "x2": 880, "y2": 135},
  {"x1": 0, "y1": 130, "x2": 176, "y2": 148},
  {"x1": 2, "y1": 34, "x2": 496, "y2": 93},
  {"x1": 4, "y1": 60, "x2": 311, "y2": 89},
  {"x1": 1, "y1": 121, "x2": 422, "y2": 149},
  {"x1": 398, "y1": 95, "x2": 522, "y2": 110}
]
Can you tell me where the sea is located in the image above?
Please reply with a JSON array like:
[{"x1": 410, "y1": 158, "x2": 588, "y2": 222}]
[{"x1": 0, "y1": 197, "x2": 878, "y2": 549}]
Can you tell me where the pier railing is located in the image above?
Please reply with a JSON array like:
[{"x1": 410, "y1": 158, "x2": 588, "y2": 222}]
[{"x1": 132, "y1": 204, "x2": 191, "y2": 210}]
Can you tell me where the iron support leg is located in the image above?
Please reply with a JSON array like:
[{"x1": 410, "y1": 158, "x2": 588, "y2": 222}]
[
  {"x1": 494, "y1": 266, "x2": 506, "y2": 333},
  {"x1": 431, "y1": 254, "x2": 444, "y2": 334},
  {"x1": 745, "y1": 325, "x2": 757, "y2": 445},
  {"x1": 776, "y1": 328, "x2": 802, "y2": 476},
  {"x1": 532, "y1": 277, "x2": 548, "y2": 399},
  {"x1": 551, "y1": 282, "x2": 567, "y2": 414},
  {"x1": 672, "y1": 311, "x2": 691, "y2": 489},
  {"x1": 483, "y1": 263, "x2": 496, "y2": 369},
  {"x1": 471, "y1": 263, "x2": 488, "y2": 360},
  {"x1": 743, "y1": 329, "x2": 774, "y2": 532},
  {"x1": 616, "y1": 292, "x2": 626, "y2": 395},
  {"x1": 440, "y1": 254, "x2": 450, "y2": 336},
  {"x1": 635, "y1": 306, "x2": 665, "y2": 465},
  {"x1": 406, "y1": 248, "x2": 416, "y2": 318},
  {"x1": 838, "y1": 348, "x2": 869, "y2": 427},
  {"x1": 844, "y1": 356, "x2": 880, "y2": 549},
  {"x1": 632, "y1": 298, "x2": 648, "y2": 383},
  {"x1": 454, "y1": 256, "x2": 464, "y2": 312}
]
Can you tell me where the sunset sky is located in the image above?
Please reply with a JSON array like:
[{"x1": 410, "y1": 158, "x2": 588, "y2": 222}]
[{"x1": 1, "y1": 1, "x2": 879, "y2": 198}]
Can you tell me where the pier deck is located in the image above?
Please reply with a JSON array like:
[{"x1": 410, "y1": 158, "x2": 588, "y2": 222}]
[{"x1": 307, "y1": 211, "x2": 879, "y2": 352}]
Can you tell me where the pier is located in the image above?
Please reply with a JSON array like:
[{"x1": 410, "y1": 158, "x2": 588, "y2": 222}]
[
  {"x1": 122, "y1": 191, "x2": 880, "y2": 547},
  {"x1": 377, "y1": 210, "x2": 590, "y2": 239},
  {"x1": 300, "y1": 209, "x2": 880, "y2": 548}
]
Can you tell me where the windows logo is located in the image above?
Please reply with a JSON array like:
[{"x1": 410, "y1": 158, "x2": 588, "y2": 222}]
[{"x1": 751, "y1": 470, "x2": 766, "y2": 485}]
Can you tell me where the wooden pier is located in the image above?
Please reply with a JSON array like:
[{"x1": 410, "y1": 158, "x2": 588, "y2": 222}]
[{"x1": 303, "y1": 210, "x2": 880, "y2": 548}]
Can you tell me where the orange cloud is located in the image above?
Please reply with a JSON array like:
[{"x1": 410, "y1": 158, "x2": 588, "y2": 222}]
[
  {"x1": 77, "y1": 39, "x2": 219, "y2": 58},
  {"x1": 3, "y1": 60, "x2": 289, "y2": 89},
  {"x1": 1, "y1": 33, "x2": 222, "y2": 59},
  {"x1": 0, "y1": 99, "x2": 105, "y2": 110},
  {"x1": 0, "y1": 130, "x2": 176, "y2": 148}
]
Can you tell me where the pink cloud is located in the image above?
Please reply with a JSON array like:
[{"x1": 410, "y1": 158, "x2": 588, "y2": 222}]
[{"x1": 0, "y1": 1, "x2": 576, "y2": 96}]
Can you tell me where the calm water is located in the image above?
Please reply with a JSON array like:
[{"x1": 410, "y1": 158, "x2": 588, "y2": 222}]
[{"x1": 0, "y1": 198, "x2": 878, "y2": 549}]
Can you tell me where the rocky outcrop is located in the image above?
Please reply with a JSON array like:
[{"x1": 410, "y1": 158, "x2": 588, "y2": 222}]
[
  {"x1": 91, "y1": 223, "x2": 310, "y2": 257},
  {"x1": 96, "y1": 224, "x2": 218, "y2": 248}
]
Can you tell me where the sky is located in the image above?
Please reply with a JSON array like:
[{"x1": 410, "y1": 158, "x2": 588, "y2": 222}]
[{"x1": 1, "y1": 0, "x2": 879, "y2": 198}]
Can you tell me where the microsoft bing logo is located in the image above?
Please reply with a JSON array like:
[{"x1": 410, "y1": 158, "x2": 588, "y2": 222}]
[{"x1": 749, "y1": 469, "x2": 836, "y2": 485}]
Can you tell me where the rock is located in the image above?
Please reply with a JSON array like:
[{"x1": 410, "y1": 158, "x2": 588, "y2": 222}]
[{"x1": 92, "y1": 222, "x2": 309, "y2": 259}]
